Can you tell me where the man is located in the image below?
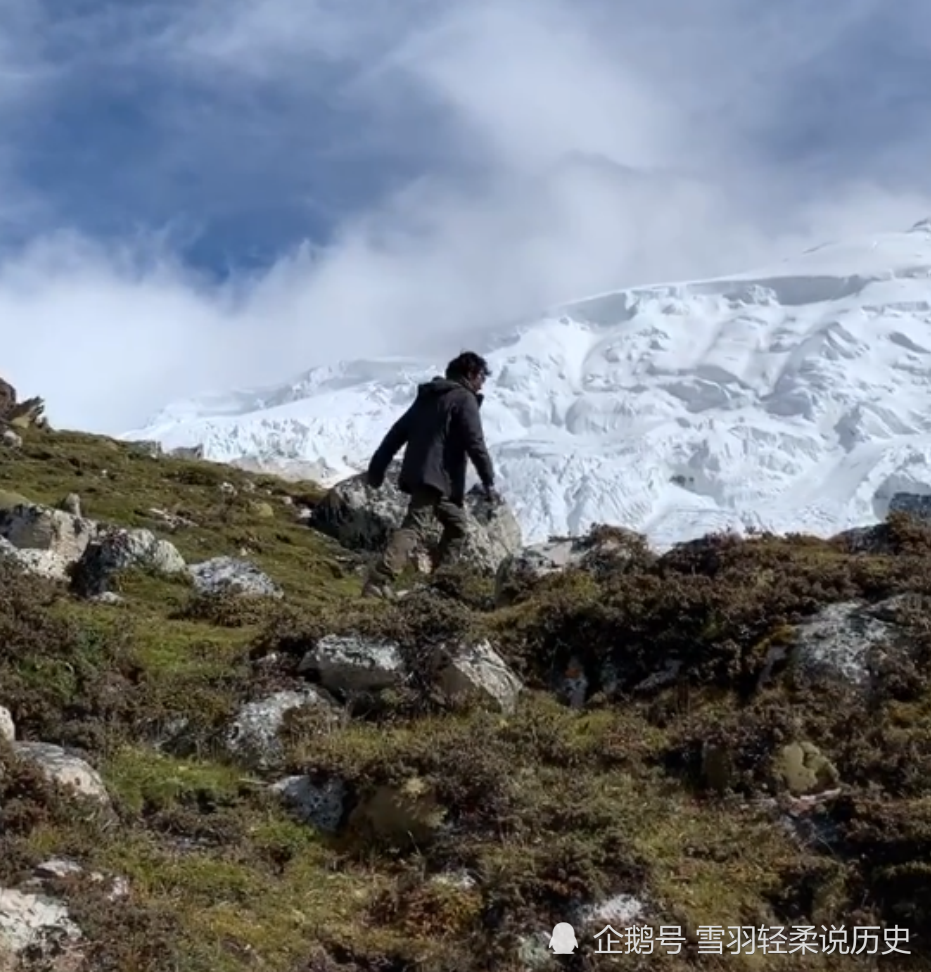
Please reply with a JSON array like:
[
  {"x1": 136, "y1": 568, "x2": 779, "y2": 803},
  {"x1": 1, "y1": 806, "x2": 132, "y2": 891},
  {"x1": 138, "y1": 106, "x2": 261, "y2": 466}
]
[{"x1": 361, "y1": 350, "x2": 501, "y2": 599}]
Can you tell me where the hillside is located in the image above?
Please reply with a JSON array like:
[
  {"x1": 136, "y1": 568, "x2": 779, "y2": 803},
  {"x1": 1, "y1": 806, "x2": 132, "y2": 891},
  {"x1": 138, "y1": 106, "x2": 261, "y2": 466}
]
[
  {"x1": 127, "y1": 219, "x2": 931, "y2": 549},
  {"x1": 0, "y1": 417, "x2": 930, "y2": 970}
]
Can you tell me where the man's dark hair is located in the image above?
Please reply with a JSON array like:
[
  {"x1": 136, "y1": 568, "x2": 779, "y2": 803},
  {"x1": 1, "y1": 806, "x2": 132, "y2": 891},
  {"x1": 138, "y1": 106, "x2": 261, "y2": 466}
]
[{"x1": 445, "y1": 351, "x2": 491, "y2": 381}]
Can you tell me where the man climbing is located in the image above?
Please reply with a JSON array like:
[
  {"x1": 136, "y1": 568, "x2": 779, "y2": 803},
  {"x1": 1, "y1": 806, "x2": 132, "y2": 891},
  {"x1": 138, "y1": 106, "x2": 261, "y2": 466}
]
[{"x1": 361, "y1": 351, "x2": 501, "y2": 599}]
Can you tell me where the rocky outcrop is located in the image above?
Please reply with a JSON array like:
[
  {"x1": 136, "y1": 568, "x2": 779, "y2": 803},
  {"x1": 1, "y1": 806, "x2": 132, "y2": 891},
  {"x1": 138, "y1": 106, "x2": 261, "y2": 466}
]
[
  {"x1": 296, "y1": 630, "x2": 523, "y2": 713},
  {"x1": 0, "y1": 500, "x2": 188, "y2": 593},
  {"x1": 0, "y1": 375, "x2": 50, "y2": 431},
  {"x1": 0, "y1": 504, "x2": 96, "y2": 564},
  {"x1": 309, "y1": 462, "x2": 522, "y2": 574}
]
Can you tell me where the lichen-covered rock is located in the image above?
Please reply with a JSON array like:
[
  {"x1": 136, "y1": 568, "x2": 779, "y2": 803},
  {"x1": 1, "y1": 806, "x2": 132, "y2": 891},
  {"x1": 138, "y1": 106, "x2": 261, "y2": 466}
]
[
  {"x1": 0, "y1": 537, "x2": 73, "y2": 581},
  {"x1": 298, "y1": 633, "x2": 407, "y2": 693},
  {"x1": 0, "y1": 504, "x2": 96, "y2": 564},
  {"x1": 0, "y1": 887, "x2": 81, "y2": 970},
  {"x1": 71, "y1": 526, "x2": 187, "y2": 597},
  {"x1": 270, "y1": 775, "x2": 346, "y2": 833},
  {"x1": 309, "y1": 461, "x2": 522, "y2": 574},
  {"x1": 436, "y1": 639, "x2": 522, "y2": 714},
  {"x1": 13, "y1": 741, "x2": 111, "y2": 809},
  {"x1": 188, "y1": 556, "x2": 282, "y2": 598},
  {"x1": 758, "y1": 594, "x2": 917, "y2": 691},
  {"x1": 226, "y1": 688, "x2": 341, "y2": 769}
]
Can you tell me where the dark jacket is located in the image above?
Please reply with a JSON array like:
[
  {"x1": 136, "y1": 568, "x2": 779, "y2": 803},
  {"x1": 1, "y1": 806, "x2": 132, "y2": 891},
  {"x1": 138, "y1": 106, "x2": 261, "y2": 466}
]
[{"x1": 367, "y1": 376, "x2": 495, "y2": 506}]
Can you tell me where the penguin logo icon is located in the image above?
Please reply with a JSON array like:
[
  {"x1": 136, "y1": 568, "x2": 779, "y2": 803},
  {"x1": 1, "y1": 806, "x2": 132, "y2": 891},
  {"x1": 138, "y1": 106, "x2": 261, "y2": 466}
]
[{"x1": 548, "y1": 922, "x2": 578, "y2": 954}]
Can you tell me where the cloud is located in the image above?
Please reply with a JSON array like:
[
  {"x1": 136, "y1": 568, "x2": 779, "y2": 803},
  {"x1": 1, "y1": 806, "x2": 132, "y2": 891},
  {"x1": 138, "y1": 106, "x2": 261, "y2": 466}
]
[{"x1": 3, "y1": 0, "x2": 931, "y2": 433}]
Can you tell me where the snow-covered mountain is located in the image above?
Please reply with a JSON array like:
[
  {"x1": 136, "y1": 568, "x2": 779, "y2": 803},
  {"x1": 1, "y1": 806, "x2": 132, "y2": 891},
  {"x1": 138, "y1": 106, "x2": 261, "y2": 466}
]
[{"x1": 124, "y1": 219, "x2": 931, "y2": 548}]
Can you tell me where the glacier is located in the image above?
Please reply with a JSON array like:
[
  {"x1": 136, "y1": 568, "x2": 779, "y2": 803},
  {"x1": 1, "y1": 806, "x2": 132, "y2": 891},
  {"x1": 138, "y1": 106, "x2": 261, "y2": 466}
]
[{"x1": 123, "y1": 219, "x2": 931, "y2": 549}]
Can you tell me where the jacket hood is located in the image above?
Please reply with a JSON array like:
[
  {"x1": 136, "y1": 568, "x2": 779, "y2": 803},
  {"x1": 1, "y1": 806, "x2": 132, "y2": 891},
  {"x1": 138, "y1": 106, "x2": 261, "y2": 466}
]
[{"x1": 416, "y1": 375, "x2": 484, "y2": 405}]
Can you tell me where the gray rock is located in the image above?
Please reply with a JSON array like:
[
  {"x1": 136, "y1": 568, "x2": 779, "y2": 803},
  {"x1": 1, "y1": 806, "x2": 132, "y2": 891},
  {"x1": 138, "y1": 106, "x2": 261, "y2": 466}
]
[
  {"x1": 57, "y1": 493, "x2": 82, "y2": 517},
  {"x1": 0, "y1": 706, "x2": 13, "y2": 742},
  {"x1": 270, "y1": 775, "x2": 346, "y2": 832},
  {"x1": 298, "y1": 633, "x2": 407, "y2": 693},
  {"x1": 310, "y1": 461, "x2": 522, "y2": 574},
  {"x1": 1, "y1": 428, "x2": 22, "y2": 449},
  {"x1": 0, "y1": 887, "x2": 81, "y2": 967},
  {"x1": 188, "y1": 556, "x2": 283, "y2": 598},
  {"x1": 13, "y1": 741, "x2": 111, "y2": 809},
  {"x1": 759, "y1": 594, "x2": 917, "y2": 691},
  {"x1": 72, "y1": 526, "x2": 187, "y2": 597},
  {"x1": 226, "y1": 688, "x2": 340, "y2": 769},
  {"x1": 889, "y1": 491, "x2": 931, "y2": 520},
  {"x1": 0, "y1": 536, "x2": 72, "y2": 581},
  {"x1": 25, "y1": 859, "x2": 129, "y2": 902},
  {"x1": 0, "y1": 503, "x2": 96, "y2": 563},
  {"x1": 436, "y1": 639, "x2": 522, "y2": 713}
]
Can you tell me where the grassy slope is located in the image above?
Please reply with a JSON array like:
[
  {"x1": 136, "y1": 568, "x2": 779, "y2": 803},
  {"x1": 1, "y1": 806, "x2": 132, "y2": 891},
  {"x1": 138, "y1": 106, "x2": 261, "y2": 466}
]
[{"x1": 0, "y1": 427, "x2": 929, "y2": 971}]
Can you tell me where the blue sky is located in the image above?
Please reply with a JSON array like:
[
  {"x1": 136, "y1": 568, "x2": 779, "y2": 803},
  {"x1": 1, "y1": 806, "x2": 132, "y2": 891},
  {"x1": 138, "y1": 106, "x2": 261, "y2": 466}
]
[{"x1": 4, "y1": 0, "x2": 931, "y2": 431}]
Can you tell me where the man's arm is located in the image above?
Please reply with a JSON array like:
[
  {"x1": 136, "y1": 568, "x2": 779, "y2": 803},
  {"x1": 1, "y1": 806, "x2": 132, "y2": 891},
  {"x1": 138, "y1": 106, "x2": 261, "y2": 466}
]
[
  {"x1": 455, "y1": 394, "x2": 495, "y2": 489},
  {"x1": 367, "y1": 405, "x2": 413, "y2": 486}
]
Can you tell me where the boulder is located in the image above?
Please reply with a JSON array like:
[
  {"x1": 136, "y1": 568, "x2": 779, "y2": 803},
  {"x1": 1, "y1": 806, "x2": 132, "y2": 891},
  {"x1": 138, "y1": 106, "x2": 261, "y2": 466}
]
[
  {"x1": 0, "y1": 504, "x2": 96, "y2": 564},
  {"x1": 435, "y1": 639, "x2": 522, "y2": 714},
  {"x1": 0, "y1": 501, "x2": 187, "y2": 591},
  {"x1": 270, "y1": 775, "x2": 347, "y2": 833},
  {"x1": 309, "y1": 461, "x2": 522, "y2": 574},
  {"x1": 758, "y1": 594, "x2": 918, "y2": 692},
  {"x1": 188, "y1": 556, "x2": 282, "y2": 598},
  {"x1": 7, "y1": 397, "x2": 49, "y2": 429},
  {"x1": 13, "y1": 742, "x2": 111, "y2": 810},
  {"x1": 71, "y1": 527, "x2": 187, "y2": 597},
  {"x1": 226, "y1": 688, "x2": 341, "y2": 769},
  {"x1": 298, "y1": 634, "x2": 407, "y2": 693},
  {"x1": 0, "y1": 537, "x2": 73, "y2": 582},
  {"x1": 0, "y1": 376, "x2": 49, "y2": 430},
  {"x1": 0, "y1": 429, "x2": 21, "y2": 449}
]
